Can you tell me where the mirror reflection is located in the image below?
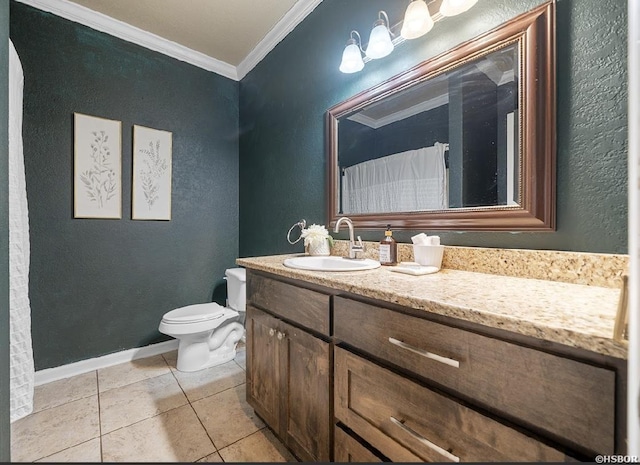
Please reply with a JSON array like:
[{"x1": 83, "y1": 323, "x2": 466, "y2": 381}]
[{"x1": 338, "y1": 43, "x2": 520, "y2": 215}]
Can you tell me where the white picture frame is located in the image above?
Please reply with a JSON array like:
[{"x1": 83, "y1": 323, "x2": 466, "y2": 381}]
[
  {"x1": 74, "y1": 113, "x2": 122, "y2": 219},
  {"x1": 132, "y1": 125, "x2": 172, "y2": 220}
]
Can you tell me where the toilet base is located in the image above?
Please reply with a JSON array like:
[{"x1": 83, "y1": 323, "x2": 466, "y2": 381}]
[
  {"x1": 176, "y1": 342, "x2": 237, "y2": 372},
  {"x1": 175, "y1": 321, "x2": 244, "y2": 372}
]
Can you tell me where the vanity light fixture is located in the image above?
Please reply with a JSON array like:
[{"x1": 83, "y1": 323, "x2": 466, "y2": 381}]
[
  {"x1": 339, "y1": 0, "x2": 479, "y2": 73},
  {"x1": 339, "y1": 30, "x2": 365, "y2": 73},
  {"x1": 439, "y1": 0, "x2": 478, "y2": 17},
  {"x1": 365, "y1": 11, "x2": 394, "y2": 59},
  {"x1": 400, "y1": 0, "x2": 434, "y2": 40}
]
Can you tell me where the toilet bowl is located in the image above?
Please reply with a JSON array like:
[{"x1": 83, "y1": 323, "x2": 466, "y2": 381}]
[{"x1": 158, "y1": 268, "x2": 246, "y2": 372}]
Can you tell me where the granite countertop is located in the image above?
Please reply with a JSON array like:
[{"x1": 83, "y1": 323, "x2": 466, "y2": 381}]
[{"x1": 237, "y1": 253, "x2": 628, "y2": 360}]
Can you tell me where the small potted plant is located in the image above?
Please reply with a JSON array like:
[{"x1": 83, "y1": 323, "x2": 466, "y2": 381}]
[{"x1": 301, "y1": 224, "x2": 334, "y2": 256}]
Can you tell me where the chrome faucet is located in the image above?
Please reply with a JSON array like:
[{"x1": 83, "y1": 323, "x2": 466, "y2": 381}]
[{"x1": 333, "y1": 217, "x2": 364, "y2": 259}]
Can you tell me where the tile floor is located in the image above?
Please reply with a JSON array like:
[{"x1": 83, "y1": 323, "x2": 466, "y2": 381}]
[{"x1": 11, "y1": 344, "x2": 297, "y2": 462}]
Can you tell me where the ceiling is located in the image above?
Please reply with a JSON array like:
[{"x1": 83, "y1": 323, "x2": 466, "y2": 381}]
[{"x1": 20, "y1": 0, "x2": 323, "y2": 80}]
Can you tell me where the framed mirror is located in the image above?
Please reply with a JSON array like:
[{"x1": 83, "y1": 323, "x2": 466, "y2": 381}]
[{"x1": 326, "y1": 1, "x2": 555, "y2": 231}]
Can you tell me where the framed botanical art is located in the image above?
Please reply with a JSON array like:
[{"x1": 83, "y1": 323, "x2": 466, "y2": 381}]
[
  {"x1": 132, "y1": 125, "x2": 172, "y2": 220},
  {"x1": 74, "y1": 113, "x2": 122, "y2": 219}
]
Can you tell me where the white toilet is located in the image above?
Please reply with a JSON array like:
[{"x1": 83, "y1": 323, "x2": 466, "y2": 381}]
[{"x1": 158, "y1": 268, "x2": 246, "y2": 372}]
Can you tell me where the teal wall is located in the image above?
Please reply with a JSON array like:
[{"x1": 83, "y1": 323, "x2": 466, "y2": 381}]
[
  {"x1": 10, "y1": 2, "x2": 239, "y2": 369},
  {"x1": 239, "y1": 0, "x2": 628, "y2": 255},
  {"x1": 1, "y1": 2, "x2": 10, "y2": 460}
]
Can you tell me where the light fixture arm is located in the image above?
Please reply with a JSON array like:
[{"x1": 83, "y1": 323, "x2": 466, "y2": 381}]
[
  {"x1": 349, "y1": 30, "x2": 364, "y2": 52},
  {"x1": 377, "y1": 10, "x2": 394, "y2": 37}
]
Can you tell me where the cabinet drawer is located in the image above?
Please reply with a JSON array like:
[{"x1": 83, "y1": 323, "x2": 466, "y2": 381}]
[
  {"x1": 248, "y1": 273, "x2": 330, "y2": 336},
  {"x1": 335, "y1": 427, "x2": 383, "y2": 463},
  {"x1": 334, "y1": 296, "x2": 615, "y2": 455},
  {"x1": 335, "y1": 347, "x2": 572, "y2": 462}
]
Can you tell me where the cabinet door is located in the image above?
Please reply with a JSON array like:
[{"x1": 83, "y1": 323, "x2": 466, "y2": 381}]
[
  {"x1": 246, "y1": 305, "x2": 282, "y2": 432},
  {"x1": 280, "y1": 319, "x2": 331, "y2": 462}
]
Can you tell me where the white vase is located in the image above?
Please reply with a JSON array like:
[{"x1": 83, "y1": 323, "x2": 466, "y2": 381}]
[{"x1": 307, "y1": 239, "x2": 331, "y2": 256}]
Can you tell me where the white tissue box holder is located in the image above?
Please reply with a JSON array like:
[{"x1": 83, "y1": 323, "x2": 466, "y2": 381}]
[{"x1": 413, "y1": 245, "x2": 444, "y2": 268}]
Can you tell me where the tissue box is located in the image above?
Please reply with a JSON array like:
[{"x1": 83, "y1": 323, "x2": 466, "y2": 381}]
[{"x1": 413, "y1": 244, "x2": 444, "y2": 268}]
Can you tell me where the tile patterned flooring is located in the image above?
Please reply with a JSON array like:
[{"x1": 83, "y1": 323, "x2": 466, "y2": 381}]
[{"x1": 11, "y1": 345, "x2": 297, "y2": 462}]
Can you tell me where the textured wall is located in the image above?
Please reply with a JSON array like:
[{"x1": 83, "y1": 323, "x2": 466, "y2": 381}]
[
  {"x1": 1, "y1": 2, "x2": 10, "y2": 460},
  {"x1": 239, "y1": 0, "x2": 628, "y2": 255},
  {"x1": 11, "y1": 2, "x2": 239, "y2": 369}
]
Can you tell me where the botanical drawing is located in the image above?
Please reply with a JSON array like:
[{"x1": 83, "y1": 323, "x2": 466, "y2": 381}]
[
  {"x1": 74, "y1": 113, "x2": 121, "y2": 219},
  {"x1": 79, "y1": 130, "x2": 117, "y2": 208},
  {"x1": 132, "y1": 125, "x2": 172, "y2": 220},
  {"x1": 138, "y1": 139, "x2": 168, "y2": 210}
]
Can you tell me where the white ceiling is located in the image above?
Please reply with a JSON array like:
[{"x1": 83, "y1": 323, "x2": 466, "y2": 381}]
[{"x1": 18, "y1": 0, "x2": 323, "y2": 80}]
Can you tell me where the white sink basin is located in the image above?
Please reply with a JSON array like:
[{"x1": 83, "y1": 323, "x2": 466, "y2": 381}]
[{"x1": 283, "y1": 256, "x2": 381, "y2": 272}]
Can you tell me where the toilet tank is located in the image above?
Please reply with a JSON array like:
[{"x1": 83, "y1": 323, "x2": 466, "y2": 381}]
[{"x1": 225, "y1": 268, "x2": 246, "y2": 312}]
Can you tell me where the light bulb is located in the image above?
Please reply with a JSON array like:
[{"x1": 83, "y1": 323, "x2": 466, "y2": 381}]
[
  {"x1": 339, "y1": 39, "x2": 364, "y2": 73},
  {"x1": 439, "y1": 0, "x2": 478, "y2": 17},
  {"x1": 365, "y1": 20, "x2": 394, "y2": 59},
  {"x1": 401, "y1": 0, "x2": 434, "y2": 40}
]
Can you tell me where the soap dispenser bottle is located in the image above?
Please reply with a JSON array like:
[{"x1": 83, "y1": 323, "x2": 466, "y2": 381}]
[{"x1": 379, "y1": 225, "x2": 397, "y2": 266}]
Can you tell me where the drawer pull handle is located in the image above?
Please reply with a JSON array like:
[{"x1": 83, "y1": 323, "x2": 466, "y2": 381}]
[
  {"x1": 269, "y1": 328, "x2": 275, "y2": 337},
  {"x1": 388, "y1": 337, "x2": 460, "y2": 368},
  {"x1": 277, "y1": 331, "x2": 285, "y2": 341},
  {"x1": 390, "y1": 416, "x2": 460, "y2": 463}
]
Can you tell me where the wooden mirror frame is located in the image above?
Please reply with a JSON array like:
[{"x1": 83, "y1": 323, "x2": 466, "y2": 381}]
[{"x1": 326, "y1": 1, "x2": 555, "y2": 231}]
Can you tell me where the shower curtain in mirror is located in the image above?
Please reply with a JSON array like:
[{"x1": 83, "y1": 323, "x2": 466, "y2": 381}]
[
  {"x1": 9, "y1": 40, "x2": 34, "y2": 422},
  {"x1": 342, "y1": 142, "x2": 447, "y2": 214}
]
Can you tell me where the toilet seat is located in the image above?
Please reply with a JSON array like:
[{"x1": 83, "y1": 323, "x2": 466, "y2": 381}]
[{"x1": 161, "y1": 302, "x2": 230, "y2": 325}]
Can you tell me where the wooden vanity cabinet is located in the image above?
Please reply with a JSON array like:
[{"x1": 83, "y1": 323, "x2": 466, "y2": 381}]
[
  {"x1": 245, "y1": 273, "x2": 332, "y2": 462},
  {"x1": 244, "y1": 269, "x2": 624, "y2": 462}
]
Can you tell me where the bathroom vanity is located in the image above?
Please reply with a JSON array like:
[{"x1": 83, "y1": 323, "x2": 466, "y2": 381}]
[{"x1": 238, "y1": 249, "x2": 627, "y2": 462}]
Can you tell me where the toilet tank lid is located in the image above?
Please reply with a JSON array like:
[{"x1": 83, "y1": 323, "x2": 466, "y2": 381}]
[{"x1": 225, "y1": 267, "x2": 246, "y2": 282}]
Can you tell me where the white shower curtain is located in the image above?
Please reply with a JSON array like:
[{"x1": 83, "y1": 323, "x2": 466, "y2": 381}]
[
  {"x1": 9, "y1": 40, "x2": 34, "y2": 422},
  {"x1": 343, "y1": 143, "x2": 448, "y2": 214}
]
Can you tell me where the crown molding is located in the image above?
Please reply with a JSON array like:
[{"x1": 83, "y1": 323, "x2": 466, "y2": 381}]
[
  {"x1": 16, "y1": 0, "x2": 323, "y2": 82},
  {"x1": 348, "y1": 94, "x2": 449, "y2": 129},
  {"x1": 15, "y1": 0, "x2": 239, "y2": 80},
  {"x1": 236, "y1": 0, "x2": 324, "y2": 80}
]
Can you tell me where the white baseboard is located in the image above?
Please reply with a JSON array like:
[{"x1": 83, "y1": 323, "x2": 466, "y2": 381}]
[{"x1": 34, "y1": 339, "x2": 179, "y2": 386}]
